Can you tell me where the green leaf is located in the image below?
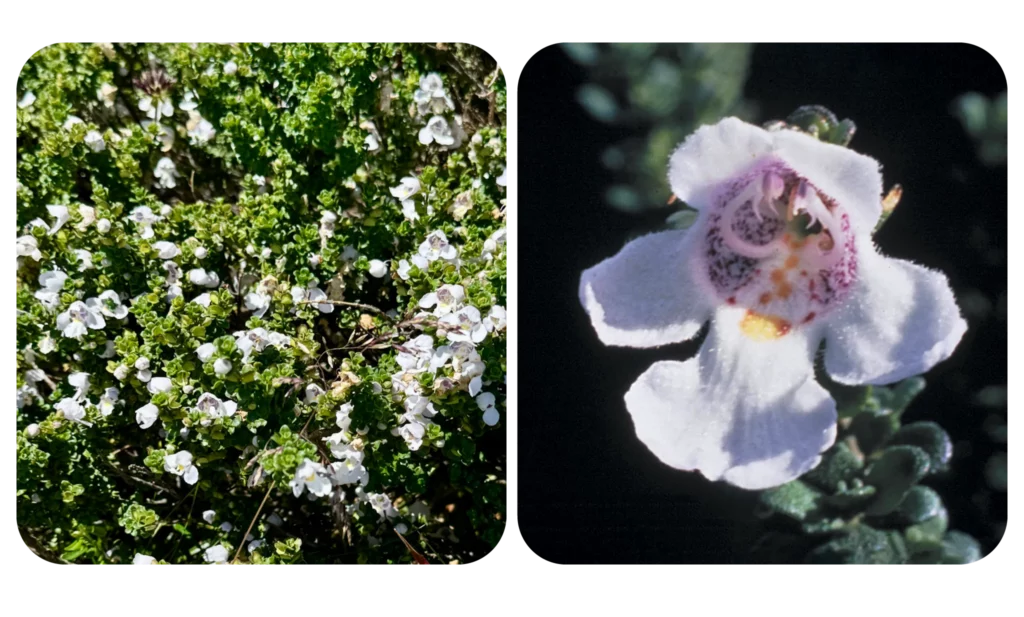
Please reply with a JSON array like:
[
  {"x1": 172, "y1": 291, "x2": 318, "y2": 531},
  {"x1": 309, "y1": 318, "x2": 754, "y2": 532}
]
[
  {"x1": 888, "y1": 422, "x2": 953, "y2": 475},
  {"x1": 864, "y1": 445, "x2": 931, "y2": 516},
  {"x1": 759, "y1": 480, "x2": 823, "y2": 522},
  {"x1": 807, "y1": 525, "x2": 908, "y2": 564},
  {"x1": 939, "y1": 531, "x2": 983, "y2": 564}
]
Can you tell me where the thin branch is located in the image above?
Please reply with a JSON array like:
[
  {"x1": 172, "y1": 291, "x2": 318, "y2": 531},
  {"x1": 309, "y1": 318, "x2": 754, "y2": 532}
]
[
  {"x1": 296, "y1": 298, "x2": 392, "y2": 319},
  {"x1": 232, "y1": 481, "x2": 276, "y2": 564}
]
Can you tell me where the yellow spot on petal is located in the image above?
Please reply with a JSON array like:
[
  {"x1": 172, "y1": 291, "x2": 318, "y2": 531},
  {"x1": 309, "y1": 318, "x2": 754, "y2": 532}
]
[
  {"x1": 776, "y1": 281, "x2": 793, "y2": 299},
  {"x1": 740, "y1": 311, "x2": 792, "y2": 341},
  {"x1": 770, "y1": 269, "x2": 786, "y2": 283},
  {"x1": 784, "y1": 254, "x2": 800, "y2": 269}
]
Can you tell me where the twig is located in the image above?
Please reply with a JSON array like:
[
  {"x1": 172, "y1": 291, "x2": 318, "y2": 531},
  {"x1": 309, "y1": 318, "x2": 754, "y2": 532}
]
[
  {"x1": 296, "y1": 298, "x2": 391, "y2": 318},
  {"x1": 232, "y1": 481, "x2": 276, "y2": 564}
]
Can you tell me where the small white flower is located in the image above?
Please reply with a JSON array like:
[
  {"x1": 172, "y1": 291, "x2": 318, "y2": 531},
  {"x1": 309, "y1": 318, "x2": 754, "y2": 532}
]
[
  {"x1": 396, "y1": 259, "x2": 414, "y2": 281},
  {"x1": 139, "y1": 95, "x2": 174, "y2": 121},
  {"x1": 192, "y1": 293, "x2": 212, "y2": 307},
  {"x1": 214, "y1": 358, "x2": 232, "y2": 375},
  {"x1": 136, "y1": 403, "x2": 160, "y2": 429},
  {"x1": 328, "y1": 446, "x2": 369, "y2": 486},
  {"x1": 46, "y1": 205, "x2": 70, "y2": 236},
  {"x1": 496, "y1": 168, "x2": 507, "y2": 187},
  {"x1": 57, "y1": 301, "x2": 106, "y2": 339},
  {"x1": 55, "y1": 397, "x2": 89, "y2": 425},
  {"x1": 137, "y1": 369, "x2": 152, "y2": 383},
  {"x1": 195, "y1": 392, "x2": 238, "y2": 424},
  {"x1": 244, "y1": 291, "x2": 270, "y2": 317},
  {"x1": 579, "y1": 116, "x2": 968, "y2": 490},
  {"x1": 164, "y1": 450, "x2": 199, "y2": 484},
  {"x1": 35, "y1": 270, "x2": 67, "y2": 309},
  {"x1": 84, "y1": 130, "x2": 106, "y2": 152},
  {"x1": 194, "y1": 246, "x2": 208, "y2": 259},
  {"x1": 63, "y1": 116, "x2": 83, "y2": 130},
  {"x1": 484, "y1": 305, "x2": 507, "y2": 332},
  {"x1": 99, "y1": 340, "x2": 117, "y2": 358},
  {"x1": 440, "y1": 306, "x2": 488, "y2": 344},
  {"x1": 135, "y1": 357, "x2": 151, "y2": 371},
  {"x1": 74, "y1": 249, "x2": 93, "y2": 271},
  {"x1": 97, "y1": 218, "x2": 111, "y2": 233},
  {"x1": 304, "y1": 384, "x2": 324, "y2": 404},
  {"x1": 476, "y1": 392, "x2": 500, "y2": 426},
  {"x1": 390, "y1": 176, "x2": 421, "y2": 201},
  {"x1": 132, "y1": 553, "x2": 156, "y2": 565},
  {"x1": 413, "y1": 72, "x2": 454, "y2": 115},
  {"x1": 113, "y1": 364, "x2": 130, "y2": 381},
  {"x1": 495, "y1": 167, "x2": 512, "y2": 187},
  {"x1": 289, "y1": 459, "x2": 332, "y2": 498},
  {"x1": 129, "y1": 206, "x2": 161, "y2": 239},
  {"x1": 294, "y1": 286, "x2": 333, "y2": 313},
  {"x1": 76, "y1": 204, "x2": 96, "y2": 231},
  {"x1": 153, "y1": 241, "x2": 179, "y2": 259},
  {"x1": 418, "y1": 284, "x2": 465, "y2": 317},
  {"x1": 196, "y1": 342, "x2": 216, "y2": 362},
  {"x1": 154, "y1": 157, "x2": 179, "y2": 189},
  {"x1": 418, "y1": 230, "x2": 458, "y2": 263},
  {"x1": 16, "y1": 235, "x2": 42, "y2": 261},
  {"x1": 203, "y1": 544, "x2": 229, "y2": 564},
  {"x1": 97, "y1": 83, "x2": 118, "y2": 108},
  {"x1": 18, "y1": 91, "x2": 36, "y2": 109},
  {"x1": 38, "y1": 334, "x2": 56, "y2": 354},
  {"x1": 186, "y1": 111, "x2": 216, "y2": 145},
  {"x1": 368, "y1": 259, "x2": 388, "y2": 278},
  {"x1": 366, "y1": 493, "x2": 397, "y2": 519},
  {"x1": 148, "y1": 376, "x2": 172, "y2": 394},
  {"x1": 98, "y1": 387, "x2": 120, "y2": 416},
  {"x1": 202, "y1": 510, "x2": 216, "y2": 523},
  {"x1": 223, "y1": 60, "x2": 238, "y2": 75},
  {"x1": 188, "y1": 268, "x2": 220, "y2": 288}
]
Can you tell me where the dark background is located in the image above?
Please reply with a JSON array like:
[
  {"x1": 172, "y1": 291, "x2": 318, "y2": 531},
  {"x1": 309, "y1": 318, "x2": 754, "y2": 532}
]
[{"x1": 517, "y1": 43, "x2": 1007, "y2": 563}]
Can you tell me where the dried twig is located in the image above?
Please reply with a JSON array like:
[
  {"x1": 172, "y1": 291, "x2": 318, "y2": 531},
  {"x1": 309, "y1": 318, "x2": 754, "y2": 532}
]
[{"x1": 232, "y1": 480, "x2": 276, "y2": 564}]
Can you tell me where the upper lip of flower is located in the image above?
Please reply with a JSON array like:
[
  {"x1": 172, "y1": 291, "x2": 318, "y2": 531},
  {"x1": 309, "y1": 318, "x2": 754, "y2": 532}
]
[{"x1": 578, "y1": 116, "x2": 968, "y2": 490}]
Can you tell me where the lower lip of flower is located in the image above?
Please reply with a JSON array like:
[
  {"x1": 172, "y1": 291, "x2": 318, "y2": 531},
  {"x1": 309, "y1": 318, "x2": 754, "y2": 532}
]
[{"x1": 700, "y1": 162, "x2": 858, "y2": 337}]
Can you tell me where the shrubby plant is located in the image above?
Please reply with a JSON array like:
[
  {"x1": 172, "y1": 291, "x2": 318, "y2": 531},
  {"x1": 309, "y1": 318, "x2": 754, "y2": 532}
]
[{"x1": 16, "y1": 43, "x2": 507, "y2": 564}]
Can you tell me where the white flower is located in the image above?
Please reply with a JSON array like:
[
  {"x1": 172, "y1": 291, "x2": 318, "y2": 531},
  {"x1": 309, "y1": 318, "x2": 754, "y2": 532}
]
[
  {"x1": 202, "y1": 509, "x2": 216, "y2": 523},
  {"x1": 188, "y1": 268, "x2": 220, "y2": 288},
  {"x1": 418, "y1": 284, "x2": 465, "y2": 317},
  {"x1": 364, "y1": 133, "x2": 379, "y2": 151},
  {"x1": 153, "y1": 241, "x2": 179, "y2": 259},
  {"x1": 495, "y1": 167, "x2": 512, "y2": 187},
  {"x1": 440, "y1": 306, "x2": 488, "y2": 344},
  {"x1": 55, "y1": 397, "x2": 89, "y2": 425},
  {"x1": 289, "y1": 459, "x2": 331, "y2": 498},
  {"x1": 113, "y1": 364, "x2": 130, "y2": 381},
  {"x1": 139, "y1": 95, "x2": 174, "y2": 121},
  {"x1": 98, "y1": 387, "x2": 119, "y2": 416},
  {"x1": 140, "y1": 120, "x2": 176, "y2": 152},
  {"x1": 35, "y1": 270, "x2": 67, "y2": 309},
  {"x1": 84, "y1": 130, "x2": 106, "y2": 152},
  {"x1": 96, "y1": 218, "x2": 111, "y2": 233},
  {"x1": 68, "y1": 371, "x2": 90, "y2": 397},
  {"x1": 579, "y1": 117, "x2": 968, "y2": 490},
  {"x1": 164, "y1": 451, "x2": 199, "y2": 485},
  {"x1": 74, "y1": 249, "x2": 93, "y2": 271},
  {"x1": 100, "y1": 340, "x2": 117, "y2": 358},
  {"x1": 132, "y1": 553, "x2": 156, "y2": 565},
  {"x1": 18, "y1": 91, "x2": 36, "y2": 108},
  {"x1": 194, "y1": 246, "x2": 208, "y2": 259},
  {"x1": 195, "y1": 343, "x2": 216, "y2": 362},
  {"x1": 76, "y1": 204, "x2": 96, "y2": 231},
  {"x1": 93, "y1": 291, "x2": 129, "y2": 321},
  {"x1": 418, "y1": 115, "x2": 459, "y2": 147},
  {"x1": 496, "y1": 168, "x2": 507, "y2": 187},
  {"x1": 129, "y1": 206, "x2": 161, "y2": 239},
  {"x1": 475, "y1": 392, "x2": 500, "y2": 426},
  {"x1": 192, "y1": 293, "x2": 212, "y2": 307},
  {"x1": 135, "y1": 357, "x2": 151, "y2": 371},
  {"x1": 203, "y1": 544, "x2": 229, "y2": 563},
  {"x1": 154, "y1": 157, "x2": 179, "y2": 189},
  {"x1": 368, "y1": 259, "x2": 388, "y2": 278},
  {"x1": 195, "y1": 392, "x2": 237, "y2": 424},
  {"x1": 97, "y1": 83, "x2": 118, "y2": 108},
  {"x1": 186, "y1": 111, "x2": 216, "y2": 145},
  {"x1": 63, "y1": 116, "x2": 83, "y2": 130},
  {"x1": 366, "y1": 493, "x2": 397, "y2": 519},
  {"x1": 418, "y1": 230, "x2": 458, "y2": 263},
  {"x1": 304, "y1": 384, "x2": 324, "y2": 404},
  {"x1": 293, "y1": 286, "x2": 333, "y2": 313},
  {"x1": 17, "y1": 235, "x2": 42, "y2": 261},
  {"x1": 396, "y1": 259, "x2": 414, "y2": 281},
  {"x1": 336, "y1": 402, "x2": 354, "y2": 431},
  {"x1": 413, "y1": 72, "x2": 454, "y2": 115},
  {"x1": 57, "y1": 301, "x2": 106, "y2": 339},
  {"x1": 137, "y1": 369, "x2": 152, "y2": 383},
  {"x1": 223, "y1": 60, "x2": 238, "y2": 75},
  {"x1": 484, "y1": 305, "x2": 507, "y2": 332},
  {"x1": 327, "y1": 444, "x2": 369, "y2": 486},
  {"x1": 136, "y1": 403, "x2": 160, "y2": 429},
  {"x1": 148, "y1": 377, "x2": 173, "y2": 394},
  {"x1": 244, "y1": 291, "x2": 270, "y2": 317},
  {"x1": 38, "y1": 334, "x2": 56, "y2": 354},
  {"x1": 214, "y1": 358, "x2": 232, "y2": 375},
  {"x1": 46, "y1": 205, "x2": 70, "y2": 236}
]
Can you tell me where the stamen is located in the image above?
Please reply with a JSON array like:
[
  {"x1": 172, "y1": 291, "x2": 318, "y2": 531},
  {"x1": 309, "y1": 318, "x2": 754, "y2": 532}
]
[{"x1": 720, "y1": 182, "x2": 784, "y2": 260}]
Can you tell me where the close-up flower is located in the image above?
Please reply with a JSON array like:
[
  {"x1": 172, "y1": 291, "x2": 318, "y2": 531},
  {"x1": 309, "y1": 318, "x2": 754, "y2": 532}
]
[
  {"x1": 579, "y1": 117, "x2": 967, "y2": 490},
  {"x1": 163, "y1": 450, "x2": 199, "y2": 485}
]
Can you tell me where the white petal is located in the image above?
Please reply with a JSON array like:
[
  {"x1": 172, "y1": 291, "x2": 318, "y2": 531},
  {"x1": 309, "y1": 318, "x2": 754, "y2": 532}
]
[
  {"x1": 823, "y1": 243, "x2": 967, "y2": 385},
  {"x1": 624, "y1": 307, "x2": 836, "y2": 490},
  {"x1": 418, "y1": 126, "x2": 433, "y2": 145},
  {"x1": 668, "y1": 117, "x2": 774, "y2": 208},
  {"x1": 771, "y1": 128, "x2": 884, "y2": 234},
  {"x1": 579, "y1": 228, "x2": 710, "y2": 347},
  {"x1": 183, "y1": 465, "x2": 199, "y2": 485}
]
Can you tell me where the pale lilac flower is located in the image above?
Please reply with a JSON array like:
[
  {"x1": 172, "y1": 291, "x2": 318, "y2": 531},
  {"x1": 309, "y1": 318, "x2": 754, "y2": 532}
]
[
  {"x1": 98, "y1": 387, "x2": 119, "y2": 416},
  {"x1": 368, "y1": 259, "x2": 388, "y2": 278},
  {"x1": 440, "y1": 306, "x2": 488, "y2": 344},
  {"x1": 164, "y1": 450, "x2": 199, "y2": 485},
  {"x1": 46, "y1": 205, "x2": 70, "y2": 235},
  {"x1": 196, "y1": 342, "x2": 216, "y2": 362},
  {"x1": 132, "y1": 553, "x2": 156, "y2": 565},
  {"x1": 484, "y1": 305, "x2": 507, "y2": 332},
  {"x1": 244, "y1": 291, "x2": 270, "y2": 317},
  {"x1": 213, "y1": 358, "x2": 232, "y2": 375},
  {"x1": 186, "y1": 112, "x2": 216, "y2": 145},
  {"x1": 188, "y1": 268, "x2": 220, "y2": 288},
  {"x1": 203, "y1": 544, "x2": 229, "y2": 563},
  {"x1": 579, "y1": 117, "x2": 968, "y2": 490},
  {"x1": 195, "y1": 392, "x2": 237, "y2": 424},
  {"x1": 17, "y1": 91, "x2": 36, "y2": 109},
  {"x1": 17, "y1": 235, "x2": 42, "y2": 261},
  {"x1": 153, "y1": 241, "x2": 179, "y2": 259},
  {"x1": 55, "y1": 397, "x2": 89, "y2": 426},
  {"x1": 418, "y1": 230, "x2": 458, "y2": 263},
  {"x1": 129, "y1": 206, "x2": 161, "y2": 239},
  {"x1": 367, "y1": 493, "x2": 397, "y2": 519},
  {"x1": 139, "y1": 95, "x2": 174, "y2": 121},
  {"x1": 154, "y1": 157, "x2": 179, "y2": 189},
  {"x1": 84, "y1": 130, "x2": 106, "y2": 152},
  {"x1": 476, "y1": 392, "x2": 499, "y2": 426},
  {"x1": 57, "y1": 301, "x2": 106, "y2": 339},
  {"x1": 147, "y1": 377, "x2": 172, "y2": 394},
  {"x1": 93, "y1": 290, "x2": 129, "y2": 319},
  {"x1": 35, "y1": 270, "x2": 67, "y2": 309},
  {"x1": 418, "y1": 115, "x2": 458, "y2": 147},
  {"x1": 413, "y1": 73, "x2": 454, "y2": 115},
  {"x1": 418, "y1": 284, "x2": 465, "y2": 317},
  {"x1": 223, "y1": 60, "x2": 238, "y2": 75}
]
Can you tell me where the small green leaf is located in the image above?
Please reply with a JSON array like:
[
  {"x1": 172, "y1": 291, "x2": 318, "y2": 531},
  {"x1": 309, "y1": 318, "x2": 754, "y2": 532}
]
[
  {"x1": 759, "y1": 480, "x2": 823, "y2": 522},
  {"x1": 864, "y1": 445, "x2": 931, "y2": 516},
  {"x1": 888, "y1": 422, "x2": 953, "y2": 475}
]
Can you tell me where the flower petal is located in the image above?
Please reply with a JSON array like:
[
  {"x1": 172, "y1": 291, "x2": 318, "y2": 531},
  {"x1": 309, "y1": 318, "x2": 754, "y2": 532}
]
[
  {"x1": 667, "y1": 117, "x2": 774, "y2": 208},
  {"x1": 579, "y1": 228, "x2": 710, "y2": 347},
  {"x1": 771, "y1": 128, "x2": 883, "y2": 233},
  {"x1": 823, "y1": 244, "x2": 967, "y2": 385},
  {"x1": 624, "y1": 307, "x2": 836, "y2": 490}
]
